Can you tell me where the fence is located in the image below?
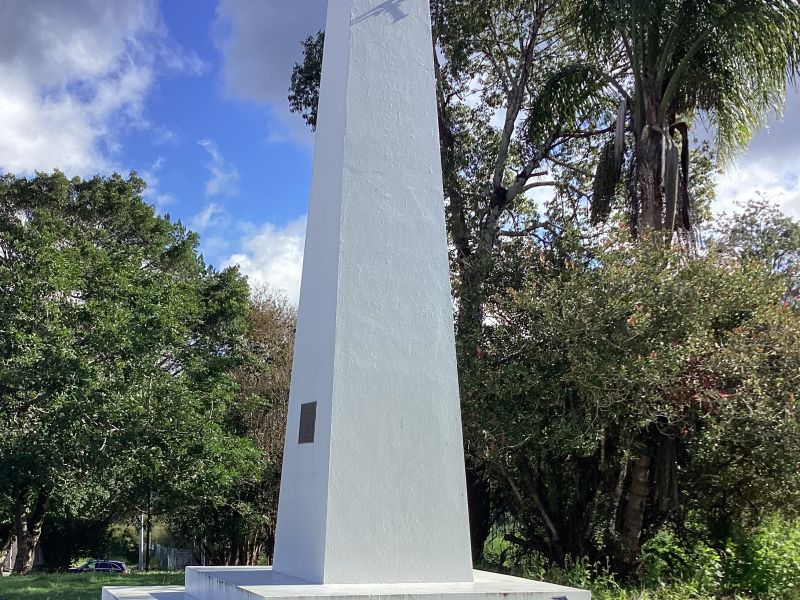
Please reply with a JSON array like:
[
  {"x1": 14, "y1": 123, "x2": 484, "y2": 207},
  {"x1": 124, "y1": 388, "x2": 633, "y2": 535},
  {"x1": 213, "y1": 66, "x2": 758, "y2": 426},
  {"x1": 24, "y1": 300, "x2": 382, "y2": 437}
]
[{"x1": 151, "y1": 543, "x2": 199, "y2": 571}]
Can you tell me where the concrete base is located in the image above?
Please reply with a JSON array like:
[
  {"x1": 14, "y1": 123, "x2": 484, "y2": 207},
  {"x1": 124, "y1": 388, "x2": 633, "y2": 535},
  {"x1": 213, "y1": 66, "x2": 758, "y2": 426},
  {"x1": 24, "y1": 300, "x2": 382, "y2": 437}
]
[{"x1": 102, "y1": 568, "x2": 590, "y2": 600}]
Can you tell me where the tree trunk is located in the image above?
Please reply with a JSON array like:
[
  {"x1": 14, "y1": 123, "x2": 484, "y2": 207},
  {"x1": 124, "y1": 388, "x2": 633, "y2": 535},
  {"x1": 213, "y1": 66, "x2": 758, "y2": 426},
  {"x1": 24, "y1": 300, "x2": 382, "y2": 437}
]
[
  {"x1": 13, "y1": 507, "x2": 29, "y2": 574},
  {"x1": 13, "y1": 488, "x2": 50, "y2": 574},
  {"x1": 615, "y1": 452, "x2": 651, "y2": 575},
  {"x1": 465, "y1": 460, "x2": 492, "y2": 563},
  {"x1": 520, "y1": 465, "x2": 565, "y2": 562},
  {"x1": 651, "y1": 430, "x2": 679, "y2": 524},
  {"x1": 144, "y1": 500, "x2": 152, "y2": 572},
  {"x1": 265, "y1": 527, "x2": 276, "y2": 565},
  {"x1": 640, "y1": 130, "x2": 665, "y2": 233}
]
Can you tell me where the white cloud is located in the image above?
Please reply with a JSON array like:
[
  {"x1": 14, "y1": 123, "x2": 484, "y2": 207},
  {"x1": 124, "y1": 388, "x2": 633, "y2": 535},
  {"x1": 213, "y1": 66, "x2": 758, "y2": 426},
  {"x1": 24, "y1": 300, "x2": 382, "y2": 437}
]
[
  {"x1": 715, "y1": 159, "x2": 800, "y2": 220},
  {"x1": 153, "y1": 193, "x2": 176, "y2": 208},
  {"x1": 213, "y1": 0, "x2": 326, "y2": 144},
  {"x1": 202, "y1": 234, "x2": 235, "y2": 263},
  {"x1": 151, "y1": 126, "x2": 179, "y2": 145},
  {"x1": 224, "y1": 216, "x2": 307, "y2": 305},
  {"x1": 0, "y1": 0, "x2": 204, "y2": 177},
  {"x1": 714, "y1": 88, "x2": 800, "y2": 220},
  {"x1": 198, "y1": 139, "x2": 240, "y2": 196},
  {"x1": 140, "y1": 156, "x2": 175, "y2": 210},
  {"x1": 190, "y1": 203, "x2": 227, "y2": 232}
]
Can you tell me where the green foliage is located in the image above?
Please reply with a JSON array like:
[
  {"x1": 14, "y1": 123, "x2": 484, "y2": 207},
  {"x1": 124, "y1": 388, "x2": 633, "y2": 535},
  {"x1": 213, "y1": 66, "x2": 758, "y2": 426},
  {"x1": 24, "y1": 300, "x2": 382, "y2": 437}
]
[
  {"x1": 106, "y1": 524, "x2": 139, "y2": 565},
  {"x1": 0, "y1": 171, "x2": 257, "y2": 572},
  {"x1": 486, "y1": 548, "x2": 723, "y2": 599},
  {"x1": 641, "y1": 525, "x2": 725, "y2": 594},
  {"x1": 526, "y1": 62, "x2": 611, "y2": 144},
  {"x1": 38, "y1": 515, "x2": 111, "y2": 572},
  {"x1": 469, "y1": 206, "x2": 800, "y2": 570},
  {"x1": 483, "y1": 517, "x2": 800, "y2": 599},
  {"x1": 724, "y1": 516, "x2": 800, "y2": 599},
  {"x1": 166, "y1": 288, "x2": 295, "y2": 565},
  {"x1": 686, "y1": 141, "x2": 716, "y2": 225},
  {"x1": 714, "y1": 197, "x2": 800, "y2": 297},
  {"x1": 639, "y1": 516, "x2": 800, "y2": 599},
  {"x1": 288, "y1": 31, "x2": 324, "y2": 130}
]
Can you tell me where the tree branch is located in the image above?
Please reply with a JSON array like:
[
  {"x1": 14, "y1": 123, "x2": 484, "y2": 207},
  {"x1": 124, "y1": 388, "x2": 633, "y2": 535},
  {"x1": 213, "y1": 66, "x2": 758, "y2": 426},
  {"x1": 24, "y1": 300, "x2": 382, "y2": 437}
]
[{"x1": 507, "y1": 128, "x2": 562, "y2": 201}]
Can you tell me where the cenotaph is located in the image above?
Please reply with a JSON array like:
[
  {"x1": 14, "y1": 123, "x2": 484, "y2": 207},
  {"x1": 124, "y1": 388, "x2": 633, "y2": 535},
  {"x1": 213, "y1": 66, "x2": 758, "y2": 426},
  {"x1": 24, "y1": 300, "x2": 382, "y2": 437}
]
[{"x1": 104, "y1": 1, "x2": 589, "y2": 598}]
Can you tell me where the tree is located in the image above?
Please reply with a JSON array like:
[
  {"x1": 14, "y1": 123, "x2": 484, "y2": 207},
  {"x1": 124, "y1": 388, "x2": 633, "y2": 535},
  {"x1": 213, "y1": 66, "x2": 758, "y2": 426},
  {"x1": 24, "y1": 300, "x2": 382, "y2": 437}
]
[
  {"x1": 288, "y1": 1, "x2": 800, "y2": 576},
  {"x1": 289, "y1": 32, "x2": 324, "y2": 130},
  {"x1": 289, "y1": 0, "x2": 619, "y2": 559},
  {"x1": 558, "y1": 0, "x2": 800, "y2": 238},
  {"x1": 0, "y1": 492, "x2": 12, "y2": 569},
  {"x1": 714, "y1": 196, "x2": 800, "y2": 298},
  {"x1": 168, "y1": 287, "x2": 295, "y2": 565},
  {"x1": 0, "y1": 171, "x2": 255, "y2": 573},
  {"x1": 473, "y1": 214, "x2": 800, "y2": 574}
]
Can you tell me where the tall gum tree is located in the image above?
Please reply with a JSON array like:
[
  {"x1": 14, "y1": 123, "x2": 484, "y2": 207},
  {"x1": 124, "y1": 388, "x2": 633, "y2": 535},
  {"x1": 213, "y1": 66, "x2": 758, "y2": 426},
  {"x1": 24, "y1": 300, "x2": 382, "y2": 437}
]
[{"x1": 289, "y1": 0, "x2": 620, "y2": 560}]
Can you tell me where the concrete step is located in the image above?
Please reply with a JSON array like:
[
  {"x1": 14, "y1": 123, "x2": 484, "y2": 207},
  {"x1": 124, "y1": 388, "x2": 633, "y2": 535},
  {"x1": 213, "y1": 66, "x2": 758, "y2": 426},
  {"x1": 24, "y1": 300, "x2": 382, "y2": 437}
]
[
  {"x1": 101, "y1": 585, "x2": 186, "y2": 600},
  {"x1": 104, "y1": 568, "x2": 589, "y2": 600}
]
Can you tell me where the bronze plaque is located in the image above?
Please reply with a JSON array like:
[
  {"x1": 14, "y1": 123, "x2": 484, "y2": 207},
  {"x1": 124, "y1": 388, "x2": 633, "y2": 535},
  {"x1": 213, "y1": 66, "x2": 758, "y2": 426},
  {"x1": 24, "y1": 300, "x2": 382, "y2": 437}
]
[{"x1": 298, "y1": 402, "x2": 317, "y2": 444}]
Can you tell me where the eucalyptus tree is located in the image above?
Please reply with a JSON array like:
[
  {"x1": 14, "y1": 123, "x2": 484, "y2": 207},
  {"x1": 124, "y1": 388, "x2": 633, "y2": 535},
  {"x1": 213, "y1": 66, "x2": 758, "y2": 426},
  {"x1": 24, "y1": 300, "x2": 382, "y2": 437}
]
[
  {"x1": 289, "y1": 1, "x2": 618, "y2": 559},
  {"x1": 547, "y1": 0, "x2": 800, "y2": 238},
  {"x1": 715, "y1": 197, "x2": 800, "y2": 284}
]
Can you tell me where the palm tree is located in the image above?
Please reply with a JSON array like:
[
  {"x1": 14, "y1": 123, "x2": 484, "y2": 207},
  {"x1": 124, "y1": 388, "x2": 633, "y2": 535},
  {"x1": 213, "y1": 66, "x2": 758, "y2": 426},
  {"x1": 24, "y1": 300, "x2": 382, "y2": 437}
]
[
  {"x1": 526, "y1": 0, "x2": 800, "y2": 573},
  {"x1": 534, "y1": 0, "x2": 800, "y2": 241}
]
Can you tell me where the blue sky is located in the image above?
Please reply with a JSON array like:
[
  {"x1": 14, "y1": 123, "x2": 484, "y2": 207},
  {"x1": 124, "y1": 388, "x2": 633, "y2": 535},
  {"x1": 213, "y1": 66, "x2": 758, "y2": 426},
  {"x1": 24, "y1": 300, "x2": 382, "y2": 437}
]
[
  {"x1": 0, "y1": 0, "x2": 326, "y2": 303},
  {"x1": 0, "y1": 0, "x2": 798, "y2": 303}
]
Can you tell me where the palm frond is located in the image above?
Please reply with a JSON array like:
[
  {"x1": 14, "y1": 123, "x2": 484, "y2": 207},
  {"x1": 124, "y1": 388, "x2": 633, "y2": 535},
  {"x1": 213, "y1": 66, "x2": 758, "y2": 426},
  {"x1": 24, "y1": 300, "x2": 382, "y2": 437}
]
[{"x1": 527, "y1": 62, "x2": 609, "y2": 145}]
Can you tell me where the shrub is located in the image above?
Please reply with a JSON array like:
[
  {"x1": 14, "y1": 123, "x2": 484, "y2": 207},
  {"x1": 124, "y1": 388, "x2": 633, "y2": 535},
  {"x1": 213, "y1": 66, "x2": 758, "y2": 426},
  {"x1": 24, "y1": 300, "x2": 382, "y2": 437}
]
[{"x1": 725, "y1": 516, "x2": 800, "y2": 599}]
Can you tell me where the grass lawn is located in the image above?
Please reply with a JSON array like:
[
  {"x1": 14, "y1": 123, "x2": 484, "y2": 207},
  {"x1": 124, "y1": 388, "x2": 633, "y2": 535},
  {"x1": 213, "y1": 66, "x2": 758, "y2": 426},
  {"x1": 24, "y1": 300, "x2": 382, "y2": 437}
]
[{"x1": 0, "y1": 572, "x2": 184, "y2": 600}]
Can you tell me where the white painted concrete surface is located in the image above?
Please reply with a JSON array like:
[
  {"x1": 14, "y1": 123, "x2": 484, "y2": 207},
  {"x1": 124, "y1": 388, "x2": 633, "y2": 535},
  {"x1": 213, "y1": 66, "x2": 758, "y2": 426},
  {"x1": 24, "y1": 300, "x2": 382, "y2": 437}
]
[
  {"x1": 273, "y1": 0, "x2": 473, "y2": 585},
  {"x1": 101, "y1": 586, "x2": 184, "y2": 600},
  {"x1": 102, "y1": 569, "x2": 590, "y2": 600}
]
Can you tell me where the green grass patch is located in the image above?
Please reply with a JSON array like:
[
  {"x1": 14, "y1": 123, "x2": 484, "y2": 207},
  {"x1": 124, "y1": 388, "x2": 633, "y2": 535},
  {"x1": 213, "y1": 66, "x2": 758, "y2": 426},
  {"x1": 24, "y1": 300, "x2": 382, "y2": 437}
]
[{"x1": 0, "y1": 572, "x2": 184, "y2": 600}]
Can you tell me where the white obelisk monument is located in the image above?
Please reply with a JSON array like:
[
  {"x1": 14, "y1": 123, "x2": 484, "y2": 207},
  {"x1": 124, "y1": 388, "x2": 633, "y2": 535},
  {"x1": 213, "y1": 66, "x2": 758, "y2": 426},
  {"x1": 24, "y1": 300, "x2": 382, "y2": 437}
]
[
  {"x1": 104, "y1": 1, "x2": 589, "y2": 598},
  {"x1": 271, "y1": 0, "x2": 473, "y2": 585}
]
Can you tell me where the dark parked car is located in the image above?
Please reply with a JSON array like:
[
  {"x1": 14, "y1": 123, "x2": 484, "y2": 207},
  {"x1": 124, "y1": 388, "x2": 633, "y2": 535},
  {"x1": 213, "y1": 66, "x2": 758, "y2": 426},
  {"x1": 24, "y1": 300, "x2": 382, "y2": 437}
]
[{"x1": 68, "y1": 559, "x2": 128, "y2": 574}]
